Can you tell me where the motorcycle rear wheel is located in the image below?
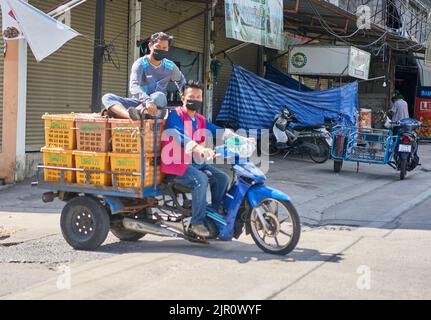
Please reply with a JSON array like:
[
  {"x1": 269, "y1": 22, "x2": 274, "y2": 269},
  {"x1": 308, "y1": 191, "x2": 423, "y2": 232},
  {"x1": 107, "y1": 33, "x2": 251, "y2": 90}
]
[
  {"x1": 247, "y1": 199, "x2": 301, "y2": 255},
  {"x1": 309, "y1": 138, "x2": 330, "y2": 164},
  {"x1": 400, "y1": 158, "x2": 407, "y2": 180}
]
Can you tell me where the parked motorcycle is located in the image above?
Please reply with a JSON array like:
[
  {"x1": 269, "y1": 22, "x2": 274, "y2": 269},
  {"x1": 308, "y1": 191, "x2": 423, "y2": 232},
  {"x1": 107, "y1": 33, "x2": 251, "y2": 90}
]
[
  {"x1": 384, "y1": 115, "x2": 423, "y2": 180},
  {"x1": 262, "y1": 107, "x2": 332, "y2": 164}
]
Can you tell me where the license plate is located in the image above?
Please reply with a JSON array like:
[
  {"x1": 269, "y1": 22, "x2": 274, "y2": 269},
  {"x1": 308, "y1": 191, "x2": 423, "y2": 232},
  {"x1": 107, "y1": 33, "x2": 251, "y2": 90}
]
[{"x1": 398, "y1": 144, "x2": 411, "y2": 152}]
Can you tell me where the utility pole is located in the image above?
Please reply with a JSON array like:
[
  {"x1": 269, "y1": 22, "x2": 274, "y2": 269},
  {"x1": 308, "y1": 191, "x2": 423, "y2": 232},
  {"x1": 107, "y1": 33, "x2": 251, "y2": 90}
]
[
  {"x1": 203, "y1": 1, "x2": 216, "y2": 120},
  {"x1": 90, "y1": 0, "x2": 106, "y2": 112}
]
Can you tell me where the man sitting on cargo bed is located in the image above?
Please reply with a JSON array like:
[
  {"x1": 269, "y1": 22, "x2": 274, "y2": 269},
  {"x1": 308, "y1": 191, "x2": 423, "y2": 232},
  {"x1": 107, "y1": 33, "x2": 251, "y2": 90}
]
[
  {"x1": 102, "y1": 32, "x2": 186, "y2": 120},
  {"x1": 161, "y1": 81, "x2": 255, "y2": 238}
]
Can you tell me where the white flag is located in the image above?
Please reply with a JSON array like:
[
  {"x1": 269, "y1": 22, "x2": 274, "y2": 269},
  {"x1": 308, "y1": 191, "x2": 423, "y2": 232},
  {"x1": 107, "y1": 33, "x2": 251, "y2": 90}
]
[{"x1": 1, "y1": 0, "x2": 81, "y2": 62}]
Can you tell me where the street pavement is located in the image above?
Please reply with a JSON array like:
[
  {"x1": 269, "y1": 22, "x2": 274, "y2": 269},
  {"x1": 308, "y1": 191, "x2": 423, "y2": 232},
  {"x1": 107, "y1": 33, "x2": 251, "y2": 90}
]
[{"x1": 1, "y1": 143, "x2": 431, "y2": 299}]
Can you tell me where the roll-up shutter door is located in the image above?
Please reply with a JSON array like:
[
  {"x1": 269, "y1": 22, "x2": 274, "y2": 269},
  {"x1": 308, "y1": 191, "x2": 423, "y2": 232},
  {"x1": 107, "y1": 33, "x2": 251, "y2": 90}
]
[
  {"x1": 26, "y1": 0, "x2": 96, "y2": 151},
  {"x1": 26, "y1": 0, "x2": 130, "y2": 151},
  {"x1": 102, "y1": 0, "x2": 129, "y2": 97},
  {"x1": 0, "y1": 15, "x2": 3, "y2": 152},
  {"x1": 213, "y1": 16, "x2": 258, "y2": 119},
  {"x1": 140, "y1": 0, "x2": 206, "y2": 53}
]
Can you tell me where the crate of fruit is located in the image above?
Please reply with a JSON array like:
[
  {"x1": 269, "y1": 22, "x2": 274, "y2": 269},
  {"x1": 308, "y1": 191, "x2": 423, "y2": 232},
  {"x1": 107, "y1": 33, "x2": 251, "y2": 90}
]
[
  {"x1": 109, "y1": 119, "x2": 165, "y2": 154},
  {"x1": 41, "y1": 147, "x2": 75, "y2": 183},
  {"x1": 73, "y1": 151, "x2": 111, "y2": 187},
  {"x1": 109, "y1": 153, "x2": 162, "y2": 189},
  {"x1": 75, "y1": 114, "x2": 111, "y2": 152},
  {"x1": 42, "y1": 113, "x2": 76, "y2": 150}
]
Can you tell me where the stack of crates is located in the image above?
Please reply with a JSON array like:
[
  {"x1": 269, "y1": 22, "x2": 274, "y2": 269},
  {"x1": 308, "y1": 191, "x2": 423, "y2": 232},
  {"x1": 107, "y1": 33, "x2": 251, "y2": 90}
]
[
  {"x1": 73, "y1": 114, "x2": 111, "y2": 187},
  {"x1": 41, "y1": 114, "x2": 76, "y2": 183},
  {"x1": 108, "y1": 119, "x2": 165, "y2": 189},
  {"x1": 42, "y1": 113, "x2": 165, "y2": 190}
]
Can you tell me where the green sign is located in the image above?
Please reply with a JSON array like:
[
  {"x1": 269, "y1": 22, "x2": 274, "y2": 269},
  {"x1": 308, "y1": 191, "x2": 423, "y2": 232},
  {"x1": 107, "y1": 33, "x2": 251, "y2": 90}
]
[
  {"x1": 80, "y1": 123, "x2": 102, "y2": 131},
  {"x1": 50, "y1": 121, "x2": 68, "y2": 129},
  {"x1": 116, "y1": 159, "x2": 136, "y2": 168},
  {"x1": 48, "y1": 154, "x2": 66, "y2": 163},
  {"x1": 81, "y1": 157, "x2": 100, "y2": 166}
]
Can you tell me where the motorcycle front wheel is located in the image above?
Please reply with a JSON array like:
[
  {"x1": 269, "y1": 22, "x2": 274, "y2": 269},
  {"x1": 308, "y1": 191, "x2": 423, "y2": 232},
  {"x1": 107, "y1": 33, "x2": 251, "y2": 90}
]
[
  {"x1": 247, "y1": 199, "x2": 301, "y2": 255},
  {"x1": 309, "y1": 138, "x2": 330, "y2": 164}
]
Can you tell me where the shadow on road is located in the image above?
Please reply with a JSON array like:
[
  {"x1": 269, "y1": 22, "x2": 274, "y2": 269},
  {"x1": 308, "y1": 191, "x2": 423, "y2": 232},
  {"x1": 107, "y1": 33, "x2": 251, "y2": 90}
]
[{"x1": 95, "y1": 239, "x2": 345, "y2": 264}]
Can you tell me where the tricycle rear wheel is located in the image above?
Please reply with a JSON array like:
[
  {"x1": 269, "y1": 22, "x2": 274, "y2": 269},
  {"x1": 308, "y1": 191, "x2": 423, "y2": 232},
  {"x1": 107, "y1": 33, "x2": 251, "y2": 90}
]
[
  {"x1": 60, "y1": 196, "x2": 110, "y2": 251},
  {"x1": 110, "y1": 221, "x2": 146, "y2": 242},
  {"x1": 334, "y1": 160, "x2": 343, "y2": 173},
  {"x1": 309, "y1": 138, "x2": 330, "y2": 164}
]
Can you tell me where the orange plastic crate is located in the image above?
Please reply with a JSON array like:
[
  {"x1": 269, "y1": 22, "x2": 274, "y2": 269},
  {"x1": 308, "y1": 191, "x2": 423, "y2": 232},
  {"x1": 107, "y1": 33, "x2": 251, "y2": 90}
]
[
  {"x1": 73, "y1": 151, "x2": 111, "y2": 187},
  {"x1": 75, "y1": 115, "x2": 111, "y2": 152},
  {"x1": 42, "y1": 113, "x2": 76, "y2": 150},
  {"x1": 109, "y1": 153, "x2": 163, "y2": 189},
  {"x1": 109, "y1": 119, "x2": 165, "y2": 154},
  {"x1": 41, "y1": 147, "x2": 75, "y2": 183}
]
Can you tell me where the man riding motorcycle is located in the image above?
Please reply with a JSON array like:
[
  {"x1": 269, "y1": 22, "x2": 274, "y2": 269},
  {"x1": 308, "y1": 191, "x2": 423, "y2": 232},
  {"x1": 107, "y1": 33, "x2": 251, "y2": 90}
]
[
  {"x1": 102, "y1": 32, "x2": 186, "y2": 119},
  {"x1": 161, "y1": 81, "x2": 255, "y2": 238}
]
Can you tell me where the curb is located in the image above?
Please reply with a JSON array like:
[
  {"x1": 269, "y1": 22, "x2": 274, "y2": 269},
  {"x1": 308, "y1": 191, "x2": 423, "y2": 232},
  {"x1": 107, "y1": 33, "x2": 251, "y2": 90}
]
[
  {"x1": 299, "y1": 169, "x2": 431, "y2": 226},
  {"x1": 0, "y1": 184, "x2": 14, "y2": 192}
]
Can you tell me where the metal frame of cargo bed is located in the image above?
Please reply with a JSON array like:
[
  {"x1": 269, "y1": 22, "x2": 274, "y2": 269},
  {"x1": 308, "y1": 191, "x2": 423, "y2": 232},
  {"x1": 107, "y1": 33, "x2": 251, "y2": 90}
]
[
  {"x1": 36, "y1": 118, "x2": 163, "y2": 199},
  {"x1": 331, "y1": 126, "x2": 398, "y2": 165}
]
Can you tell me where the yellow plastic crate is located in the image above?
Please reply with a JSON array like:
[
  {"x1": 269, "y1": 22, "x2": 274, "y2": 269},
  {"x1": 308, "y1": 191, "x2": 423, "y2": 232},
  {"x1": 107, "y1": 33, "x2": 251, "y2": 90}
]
[
  {"x1": 42, "y1": 113, "x2": 76, "y2": 150},
  {"x1": 109, "y1": 153, "x2": 163, "y2": 189},
  {"x1": 73, "y1": 151, "x2": 111, "y2": 187},
  {"x1": 109, "y1": 119, "x2": 165, "y2": 154},
  {"x1": 41, "y1": 147, "x2": 75, "y2": 183},
  {"x1": 75, "y1": 114, "x2": 111, "y2": 152}
]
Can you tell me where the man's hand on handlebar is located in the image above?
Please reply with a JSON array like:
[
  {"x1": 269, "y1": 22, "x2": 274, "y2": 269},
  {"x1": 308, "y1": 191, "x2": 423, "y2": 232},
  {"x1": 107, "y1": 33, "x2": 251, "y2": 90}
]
[
  {"x1": 246, "y1": 137, "x2": 257, "y2": 145},
  {"x1": 193, "y1": 144, "x2": 218, "y2": 160}
]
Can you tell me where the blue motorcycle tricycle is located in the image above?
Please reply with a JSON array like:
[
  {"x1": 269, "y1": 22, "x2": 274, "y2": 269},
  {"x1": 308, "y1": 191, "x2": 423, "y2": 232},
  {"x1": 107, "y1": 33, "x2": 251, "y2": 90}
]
[
  {"x1": 330, "y1": 117, "x2": 423, "y2": 180},
  {"x1": 36, "y1": 126, "x2": 301, "y2": 256}
]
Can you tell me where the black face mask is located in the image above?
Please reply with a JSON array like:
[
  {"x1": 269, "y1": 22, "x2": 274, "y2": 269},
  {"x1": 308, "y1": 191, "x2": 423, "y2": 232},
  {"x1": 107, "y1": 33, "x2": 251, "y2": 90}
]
[
  {"x1": 186, "y1": 100, "x2": 203, "y2": 112},
  {"x1": 152, "y1": 49, "x2": 169, "y2": 61}
]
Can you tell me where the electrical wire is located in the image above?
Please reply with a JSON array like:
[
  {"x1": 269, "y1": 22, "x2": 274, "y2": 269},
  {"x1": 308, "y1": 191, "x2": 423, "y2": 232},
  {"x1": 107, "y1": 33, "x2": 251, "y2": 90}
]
[
  {"x1": 307, "y1": 0, "x2": 388, "y2": 50},
  {"x1": 306, "y1": 0, "x2": 427, "y2": 53},
  {"x1": 103, "y1": 43, "x2": 121, "y2": 70}
]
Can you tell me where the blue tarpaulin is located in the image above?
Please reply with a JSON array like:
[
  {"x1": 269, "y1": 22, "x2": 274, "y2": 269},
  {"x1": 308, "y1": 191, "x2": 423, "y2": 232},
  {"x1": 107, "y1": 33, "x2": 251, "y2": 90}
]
[
  {"x1": 216, "y1": 65, "x2": 359, "y2": 130},
  {"x1": 265, "y1": 65, "x2": 313, "y2": 92}
]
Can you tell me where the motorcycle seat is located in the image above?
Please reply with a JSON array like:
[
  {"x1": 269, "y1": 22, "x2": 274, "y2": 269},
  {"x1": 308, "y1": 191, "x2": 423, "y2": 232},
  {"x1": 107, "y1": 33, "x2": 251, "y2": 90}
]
[
  {"x1": 292, "y1": 124, "x2": 324, "y2": 131},
  {"x1": 163, "y1": 174, "x2": 193, "y2": 193}
]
